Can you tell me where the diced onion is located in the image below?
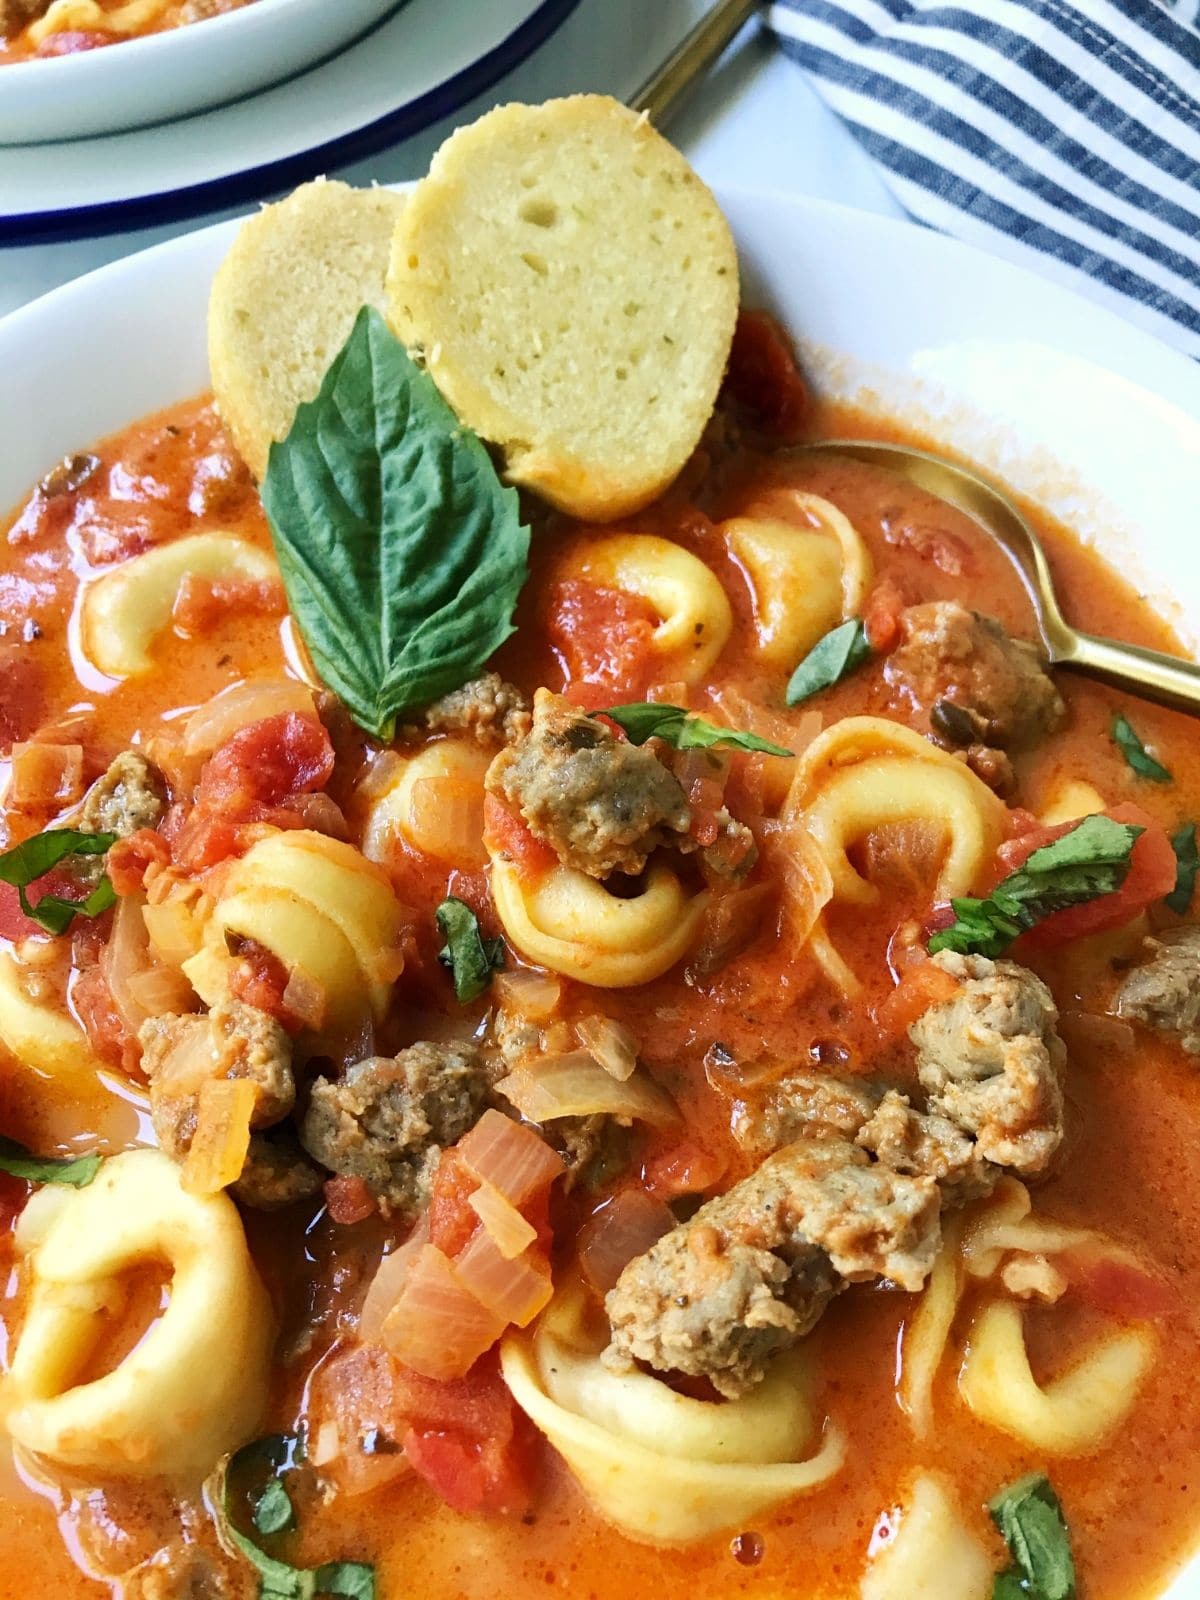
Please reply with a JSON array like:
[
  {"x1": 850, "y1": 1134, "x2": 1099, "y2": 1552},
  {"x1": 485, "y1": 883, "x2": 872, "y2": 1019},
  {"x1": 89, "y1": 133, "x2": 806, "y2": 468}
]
[
  {"x1": 181, "y1": 1076, "x2": 255, "y2": 1195},
  {"x1": 142, "y1": 894, "x2": 207, "y2": 968},
  {"x1": 454, "y1": 1228, "x2": 553, "y2": 1328},
  {"x1": 124, "y1": 964, "x2": 196, "y2": 1018},
  {"x1": 686, "y1": 883, "x2": 775, "y2": 980},
  {"x1": 455, "y1": 1109, "x2": 566, "y2": 1206},
  {"x1": 102, "y1": 892, "x2": 156, "y2": 1034},
  {"x1": 469, "y1": 1181, "x2": 539, "y2": 1260},
  {"x1": 493, "y1": 968, "x2": 562, "y2": 1021},
  {"x1": 578, "y1": 1189, "x2": 676, "y2": 1295},
  {"x1": 380, "y1": 1244, "x2": 508, "y2": 1380},
  {"x1": 152, "y1": 1019, "x2": 220, "y2": 1098},
  {"x1": 360, "y1": 1217, "x2": 430, "y2": 1345},
  {"x1": 407, "y1": 777, "x2": 488, "y2": 868},
  {"x1": 285, "y1": 792, "x2": 350, "y2": 840},
  {"x1": 496, "y1": 1054, "x2": 680, "y2": 1129},
  {"x1": 310, "y1": 1420, "x2": 340, "y2": 1468},
  {"x1": 8, "y1": 742, "x2": 85, "y2": 809},
  {"x1": 183, "y1": 678, "x2": 314, "y2": 757},
  {"x1": 282, "y1": 966, "x2": 327, "y2": 1031},
  {"x1": 306, "y1": 1344, "x2": 413, "y2": 1498},
  {"x1": 574, "y1": 1015, "x2": 638, "y2": 1082}
]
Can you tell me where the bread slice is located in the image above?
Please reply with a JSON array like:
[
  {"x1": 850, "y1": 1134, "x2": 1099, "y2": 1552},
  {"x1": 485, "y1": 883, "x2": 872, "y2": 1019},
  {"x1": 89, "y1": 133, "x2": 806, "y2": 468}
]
[
  {"x1": 208, "y1": 178, "x2": 406, "y2": 480},
  {"x1": 386, "y1": 96, "x2": 739, "y2": 522}
]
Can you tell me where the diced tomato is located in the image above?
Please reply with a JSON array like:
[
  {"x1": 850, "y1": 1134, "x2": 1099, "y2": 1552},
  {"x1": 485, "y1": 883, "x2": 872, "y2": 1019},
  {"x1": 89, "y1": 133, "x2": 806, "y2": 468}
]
[
  {"x1": 876, "y1": 956, "x2": 964, "y2": 1035},
  {"x1": 482, "y1": 795, "x2": 557, "y2": 885},
  {"x1": 72, "y1": 966, "x2": 137, "y2": 1074},
  {"x1": 1066, "y1": 1253, "x2": 1179, "y2": 1320},
  {"x1": 544, "y1": 579, "x2": 658, "y2": 707},
  {"x1": 108, "y1": 829, "x2": 172, "y2": 896},
  {"x1": 688, "y1": 807, "x2": 722, "y2": 848},
  {"x1": 1002, "y1": 803, "x2": 1177, "y2": 947},
  {"x1": 721, "y1": 310, "x2": 810, "y2": 438},
  {"x1": 228, "y1": 941, "x2": 305, "y2": 1033},
  {"x1": 172, "y1": 572, "x2": 285, "y2": 634},
  {"x1": 0, "y1": 645, "x2": 45, "y2": 756},
  {"x1": 882, "y1": 519, "x2": 976, "y2": 577},
  {"x1": 862, "y1": 576, "x2": 910, "y2": 653},
  {"x1": 393, "y1": 1356, "x2": 535, "y2": 1517},
  {"x1": 196, "y1": 712, "x2": 334, "y2": 817},
  {"x1": 640, "y1": 1138, "x2": 727, "y2": 1199},
  {"x1": 427, "y1": 1151, "x2": 482, "y2": 1258},
  {"x1": 324, "y1": 1175, "x2": 378, "y2": 1226},
  {"x1": 0, "y1": 882, "x2": 43, "y2": 941}
]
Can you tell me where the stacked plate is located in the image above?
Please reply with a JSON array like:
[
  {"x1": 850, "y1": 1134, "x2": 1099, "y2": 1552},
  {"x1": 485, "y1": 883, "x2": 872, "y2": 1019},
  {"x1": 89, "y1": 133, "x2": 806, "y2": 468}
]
[{"x1": 0, "y1": 0, "x2": 581, "y2": 243}]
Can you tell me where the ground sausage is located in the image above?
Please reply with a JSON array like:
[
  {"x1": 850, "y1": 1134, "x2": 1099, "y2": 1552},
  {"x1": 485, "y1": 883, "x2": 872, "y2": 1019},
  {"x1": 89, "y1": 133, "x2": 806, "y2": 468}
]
[
  {"x1": 418, "y1": 673, "x2": 532, "y2": 748},
  {"x1": 232, "y1": 1131, "x2": 324, "y2": 1211},
  {"x1": 885, "y1": 602, "x2": 1065, "y2": 752},
  {"x1": 301, "y1": 1042, "x2": 490, "y2": 1218},
  {"x1": 1114, "y1": 928, "x2": 1200, "y2": 1053},
  {"x1": 731, "y1": 1070, "x2": 880, "y2": 1158},
  {"x1": 80, "y1": 751, "x2": 166, "y2": 838},
  {"x1": 910, "y1": 950, "x2": 1065, "y2": 1177},
  {"x1": 604, "y1": 1136, "x2": 941, "y2": 1397},
  {"x1": 487, "y1": 689, "x2": 691, "y2": 878}
]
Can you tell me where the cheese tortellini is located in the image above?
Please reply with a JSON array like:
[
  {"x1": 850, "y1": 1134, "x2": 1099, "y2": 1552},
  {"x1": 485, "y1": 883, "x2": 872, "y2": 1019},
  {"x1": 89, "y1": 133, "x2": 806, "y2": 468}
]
[
  {"x1": 0, "y1": 946, "x2": 102, "y2": 1079},
  {"x1": 362, "y1": 739, "x2": 490, "y2": 867},
  {"x1": 183, "y1": 829, "x2": 407, "y2": 1034},
  {"x1": 490, "y1": 859, "x2": 706, "y2": 988},
  {"x1": 4, "y1": 1149, "x2": 272, "y2": 1477},
  {"x1": 502, "y1": 1289, "x2": 845, "y2": 1544},
  {"x1": 81, "y1": 533, "x2": 278, "y2": 678},
  {"x1": 860, "y1": 1476, "x2": 994, "y2": 1600},
  {"x1": 724, "y1": 493, "x2": 873, "y2": 669},
  {"x1": 567, "y1": 534, "x2": 732, "y2": 683}
]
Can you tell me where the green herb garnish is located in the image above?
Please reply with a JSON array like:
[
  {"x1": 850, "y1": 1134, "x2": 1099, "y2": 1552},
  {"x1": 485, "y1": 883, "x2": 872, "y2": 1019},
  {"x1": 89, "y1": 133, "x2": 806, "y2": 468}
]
[
  {"x1": 1112, "y1": 712, "x2": 1172, "y2": 782},
  {"x1": 436, "y1": 897, "x2": 504, "y2": 1004},
  {"x1": 928, "y1": 814, "x2": 1142, "y2": 959},
  {"x1": 785, "y1": 618, "x2": 871, "y2": 705},
  {"x1": 989, "y1": 1472, "x2": 1076, "y2": 1600},
  {"x1": 220, "y1": 1434, "x2": 373, "y2": 1600},
  {"x1": 1167, "y1": 822, "x2": 1198, "y2": 915},
  {"x1": 0, "y1": 827, "x2": 117, "y2": 935},
  {"x1": 602, "y1": 703, "x2": 791, "y2": 757},
  {"x1": 262, "y1": 307, "x2": 530, "y2": 741},
  {"x1": 0, "y1": 1135, "x2": 101, "y2": 1188}
]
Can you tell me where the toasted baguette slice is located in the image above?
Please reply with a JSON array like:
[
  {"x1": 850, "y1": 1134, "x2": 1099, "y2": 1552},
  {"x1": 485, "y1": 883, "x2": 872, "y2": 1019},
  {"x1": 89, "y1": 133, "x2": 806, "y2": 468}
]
[
  {"x1": 386, "y1": 96, "x2": 739, "y2": 522},
  {"x1": 209, "y1": 178, "x2": 406, "y2": 480}
]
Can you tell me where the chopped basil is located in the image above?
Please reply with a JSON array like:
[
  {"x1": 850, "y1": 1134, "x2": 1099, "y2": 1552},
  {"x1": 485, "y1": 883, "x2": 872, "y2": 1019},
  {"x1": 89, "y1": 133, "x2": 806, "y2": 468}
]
[
  {"x1": 253, "y1": 1477, "x2": 296, "y2": 1537},
  {"x1": 989, "y1": 1472, "x2": 1076, "y2": 1600},
  {"x1": 436, "y1": 897, "x2": 504, "y2": 1004},
  {"x1": 0, "y1": 827, "x2": 117, "y2": 935},
  {"x1": 1111, "y1": 712, "x2": 1172, "y2": 782},
  {"x1": 220, "y1": 1434, "x2": 374, "y2": 1600},
  {"x1": 1167, "y1": 822, "x2": 1198, "y2": 915},
  {"x1": 262, "y1": 307, "x2": 530, "y2": 741},
  {"x1": 928, "y1": 814, "x2": 1142, "y2": 959},
  {"x1": 785, "y1": 618, "x2": 871, "y2": 706},
  {"x1": 0, "y1": 1135, "x2": 101, "y2": 1188},
  {"x1": 602, "y1": 703, "x2": 792, "y2": 757}
]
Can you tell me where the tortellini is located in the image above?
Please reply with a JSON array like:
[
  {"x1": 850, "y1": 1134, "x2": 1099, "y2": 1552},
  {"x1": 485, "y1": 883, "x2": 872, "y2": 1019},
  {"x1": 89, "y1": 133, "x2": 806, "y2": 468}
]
[
  {"x1": 501, "y1": 1290, "x2": 845, "y2": 1544},
  {"x1": 0, "y1": 947, "x2": 102, "y2": 1079},
  {"x1": 567, "y1": 534, "x2": 732, "y2": 683},
  {"x1": 860, "y1": 1476, "x2": 994, "y2": 1600},
  {"x1": 183, "y1": 829, "x2": 407, "y2": 1034},
  {"x1": 362, "y1": 740, "x2": 490, "y2": 867},
  {"x1": 724, "y1": 493, "x2": 873, "y2": 669},
  {"x1": 489, "y1": 859, "x2": 706, "y2": 988},
  {"x1": 3, "y1": 1149, "x2": 272, "y2": 1477},
  {"x1": 81, "y1": 533, "x2": 278, "y2": 678}
]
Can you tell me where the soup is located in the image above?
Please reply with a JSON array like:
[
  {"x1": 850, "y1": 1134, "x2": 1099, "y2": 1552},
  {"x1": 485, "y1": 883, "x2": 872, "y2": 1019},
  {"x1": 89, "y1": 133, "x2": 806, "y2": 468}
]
[{"x1": 1, "y1": 316, "x2": 1199, "y2": 1600}]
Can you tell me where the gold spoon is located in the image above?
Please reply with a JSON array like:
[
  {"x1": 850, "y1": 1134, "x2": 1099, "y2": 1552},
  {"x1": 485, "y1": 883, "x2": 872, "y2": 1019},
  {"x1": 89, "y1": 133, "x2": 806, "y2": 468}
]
[{"x1": 802, "y1": 440, "x2": 1200, "y2": 713}]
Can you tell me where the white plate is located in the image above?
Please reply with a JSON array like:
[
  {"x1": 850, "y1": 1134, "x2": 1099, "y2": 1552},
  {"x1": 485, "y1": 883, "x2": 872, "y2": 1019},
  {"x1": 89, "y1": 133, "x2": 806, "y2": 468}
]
[
  {"x1": 0, "y1": 0, "x2": 580, "y2": 244},
  {"x1": 0, "y1": 0, "x2": 402, "y2": 145},
  {"x1": 1, "y1": 184, "x2": 1200, "y2": 1592}
]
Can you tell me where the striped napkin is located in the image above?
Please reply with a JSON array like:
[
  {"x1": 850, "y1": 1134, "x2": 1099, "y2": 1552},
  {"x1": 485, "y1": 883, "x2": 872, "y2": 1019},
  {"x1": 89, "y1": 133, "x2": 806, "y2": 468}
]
[{"x1": 764, "y1": 0, "x2": 1200, "y2": 358}]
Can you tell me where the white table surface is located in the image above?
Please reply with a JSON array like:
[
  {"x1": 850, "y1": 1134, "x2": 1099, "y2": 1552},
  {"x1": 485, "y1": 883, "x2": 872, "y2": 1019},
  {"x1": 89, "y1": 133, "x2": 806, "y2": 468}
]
[{"x1": 0, "y1": 0, "x2": 905, "y2": 318}]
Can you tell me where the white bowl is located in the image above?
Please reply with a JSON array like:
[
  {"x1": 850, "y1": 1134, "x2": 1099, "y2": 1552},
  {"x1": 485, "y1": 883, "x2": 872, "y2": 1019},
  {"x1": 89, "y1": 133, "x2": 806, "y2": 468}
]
[
  {"x1": 0, "y1": 0, "x2": 402, "y2": 145},
  {"x1": 1, "y1": 184, "x2": 1199, "y2": 1593}
]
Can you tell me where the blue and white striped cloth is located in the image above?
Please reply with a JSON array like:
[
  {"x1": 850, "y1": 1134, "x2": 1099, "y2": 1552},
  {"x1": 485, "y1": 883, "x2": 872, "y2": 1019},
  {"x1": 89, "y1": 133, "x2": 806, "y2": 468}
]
[{"x1": 764, "y1": 0, "x2": 1200, "y2": 357}]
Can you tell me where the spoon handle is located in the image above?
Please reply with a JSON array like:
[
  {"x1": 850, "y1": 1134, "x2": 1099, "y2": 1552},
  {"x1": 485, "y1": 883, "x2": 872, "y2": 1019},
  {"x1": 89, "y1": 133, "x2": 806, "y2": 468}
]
[{"x1": 1056, "y1": 630, "x2": 1200, "y2": 715}]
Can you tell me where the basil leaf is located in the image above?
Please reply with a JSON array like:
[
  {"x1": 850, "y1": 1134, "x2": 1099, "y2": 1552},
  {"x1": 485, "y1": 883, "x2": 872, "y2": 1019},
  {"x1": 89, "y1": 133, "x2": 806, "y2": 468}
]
[
  {"x1": 254, "y1": 1478, "x2": 295, "y2": 1537},
  {"x1": 0, "y1": 827, "x2": 117, "y2": 935},
  {"x1": 436, "y1": 897, "x2": 504, "y2": 1003},
  {"x1": 220, "y1": 1435, "x2": 373, "y2": 1600},
  {"x1": 929, "y1": 814, "x2": 1142, "y2": 959},
  {"x1": 0, "y1": 1135, "x2": 101, "y2": 1188},
  {"x1": 989, "y1": 1473, "x2": 1076, "y2": 1600},
  {"x1": 992, "y1": 1576, "x2": 1028, "y2": 1600},
  {"x1": 602, "y1": 703, "x2": 792, "y2": 757},
  {"x1": 1167, "y1": 822, "x2": 1198, "y2": 915},
  {"x1": 262, "y1": 308, "x2": 530, "y2": 741},
  {"x1": 785, "y1": 618, "x2": 872, "y2": 706},
  {"x1": 1112, "y1": 712, "x2": 1172, "y2": 782}
]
